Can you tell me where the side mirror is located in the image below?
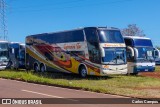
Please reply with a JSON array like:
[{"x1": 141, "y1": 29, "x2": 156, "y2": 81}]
[
  {"x1": 134, "y1": 48, "x2": 139, "y2": 58},
  {"x1": 12, "y1": 48, "x2": 15, "y2": 54},
  {"x1": 100, "y1": 47, "x2": 105, "y2": 57},
  {"x1": 127, "y1": 46, "x2": 134, "y2": 57},
  {"x1": 154, "y1": 50, "x2": 159, "y2": 58},
  {"x1": 153, "y1": 48, "x2": 160, "y2": 58}
]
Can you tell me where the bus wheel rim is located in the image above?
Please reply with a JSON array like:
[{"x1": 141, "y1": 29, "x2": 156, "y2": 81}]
[
  {"x1": 35, "y1": 66, "x2": 39, "y2": 72},
  {"x1": 41, "y1": 66, "x2": 45, "y2": 72},
  {"x1": 81, "y1": 68, "x2": 87, "y2": 77}
]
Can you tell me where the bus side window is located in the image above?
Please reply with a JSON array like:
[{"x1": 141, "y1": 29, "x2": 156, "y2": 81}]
[
  {"x1": 85, "y1": 29, "x2": 101, "y2": 64},
  {"x1": 124, "y1": 38, "x2": 133, "y2": 46},
  {"x1": 124, "y1": 38, "x2": 134, "y2": 61}
]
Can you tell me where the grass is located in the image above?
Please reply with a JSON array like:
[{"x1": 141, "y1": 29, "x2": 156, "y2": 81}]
[
  {"x1": 155, "y1": 66, "x2": 160, "y2": 72},
  {"x1": 0, "y1": 67, "x2": 160, "y2": 98}
]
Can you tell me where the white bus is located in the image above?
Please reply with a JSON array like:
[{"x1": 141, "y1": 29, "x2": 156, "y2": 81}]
[
  {"x1": 124, "y1": 36, "x2": 155, "y2": 74},
  {"x1": 0, "y1": 40, "x2": 9, "y2": 70},
  {"x1": 25, "y1": 27, "x2": 127, "y2": 77}
]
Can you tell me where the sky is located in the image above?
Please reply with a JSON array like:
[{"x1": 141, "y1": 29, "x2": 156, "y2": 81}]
[{"x1": 2, "y1": 0, "x2": 160, "y2": 46}]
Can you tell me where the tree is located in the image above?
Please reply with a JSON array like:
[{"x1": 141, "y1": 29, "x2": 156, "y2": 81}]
[
  {"x1": 155, "y1": 46, "x2": 160, "y2": 50},
  {"x1": 121, "y1": 24, "x2": 145, "y2": 36}
]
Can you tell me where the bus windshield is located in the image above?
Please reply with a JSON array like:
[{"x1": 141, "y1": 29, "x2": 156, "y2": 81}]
[
  {"x1": 134, "y1": 39, "x2": 153, "y2": 47},
  {"x1": 0, "y1": 51, "x2": 9, "y2": 61},
  {"x1": 102, "y1": 48, "x2": 126, "y2": 64},
  {"x1": 135, "y1": 47, "x2": 154, "y2": 62},
  {"x1": 0, "y1": 43, "x2": 8, "y2": 49},
  {"x1": 98, "y1": 30, "x2": 124, "y2": 43},
  {"x1": 0, "y1": 43, "x2": 9, "y2": 61}
]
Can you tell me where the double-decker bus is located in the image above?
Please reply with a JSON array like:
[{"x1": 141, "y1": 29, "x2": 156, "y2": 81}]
[
  {"x1": 0, "y1": 40, "x2": 9, "y2": 70},
  {"x1": 25, "y1": 27, "x2": 127, "y2": 77},
  {"x1": 124, "y1": 36, "x2": 156, "y2": 74},
  {"x1": 8, "y1": 42, "x2": 25, "y2": 69}
]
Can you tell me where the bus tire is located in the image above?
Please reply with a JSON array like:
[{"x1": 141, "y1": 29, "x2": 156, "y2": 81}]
[
  {"x1": 7, "y1": 61, "x2": 12, "y2": 69},
  {"x1": 10, "y1": 61, "x2": 14, "y2": 70},
  {"x1": 79, "y1": 65, "x2": 87, "y2": 78},
  {"x1": 34, "y1": 63, "x2": 39, "y2": 72},
  {"x1": 40, "y1": 63, "x2": 46, "y2": 72},
  {"x1": 131, "y1": 73, "x2": 138, "y2": 75}
]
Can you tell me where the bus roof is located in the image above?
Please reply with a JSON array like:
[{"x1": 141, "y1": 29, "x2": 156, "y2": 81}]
[
  {"x1": 0, "y1": 40, "x2": 9, "y2": 43},
  {"x1": 27, "y1": 27, "x2": 120, "y2": 37},
  {"x1": 123, "y1": 36, "x2": 151, "y2": 40},
  {"x1": 20, "y1": 43, "x2": 25, "y2": 46},
  {"x1": 10, "y1": 42, "x2": 25, "y2": 46},
  {"x1": 10, "y1": 42, "x2": 24, "y2": 44}
]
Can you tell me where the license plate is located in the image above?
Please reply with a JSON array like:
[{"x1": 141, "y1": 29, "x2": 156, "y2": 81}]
[{"x1": 145, "y1": 69, "x2": 148, "y2": 71}]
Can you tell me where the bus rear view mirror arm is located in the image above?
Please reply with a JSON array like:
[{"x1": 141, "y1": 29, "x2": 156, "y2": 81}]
[
  {"x1": 154, "y1": 48, "x2": 160, "y2": 58},
  {"x1": 134, "y1": 48, "x2": 139, "y2": 58},
  {"x1": 100, "y1": 47, "x2": 105, "y2": 57},
  {"x1": 127, "y1": 46, "x2": 134, "y2": 57}
]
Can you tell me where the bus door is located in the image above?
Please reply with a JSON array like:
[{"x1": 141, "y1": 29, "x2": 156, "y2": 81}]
[{"x1": 85, "y1": 28, "x2": 101, "y2": 64}]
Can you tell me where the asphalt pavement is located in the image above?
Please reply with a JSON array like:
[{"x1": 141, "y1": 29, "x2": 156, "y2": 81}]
[{"x1": 0, "y1": 78, "x2": 159, "y2": 107}]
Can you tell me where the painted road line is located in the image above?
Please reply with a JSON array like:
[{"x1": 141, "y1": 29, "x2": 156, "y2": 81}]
[
  {"x1": 21, "y1": 89, "x2": 64, "y2": 98},
  {"x1": 21, "y1": 89, "x2": 79, "y2": 102}
]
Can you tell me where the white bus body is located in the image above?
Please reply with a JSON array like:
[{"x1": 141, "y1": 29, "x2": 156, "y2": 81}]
[{"x1": 124, "y1": 36, "x2": 155, "y2": 74}]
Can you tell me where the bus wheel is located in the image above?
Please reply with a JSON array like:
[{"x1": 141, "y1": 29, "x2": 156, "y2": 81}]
[
  {"x1": 10, "y1": 62, "x2": 14, "y2": 70},
  {"x1": 79, "y1": 65, "x2": 87, "y2": 78},
  {"x1": 34, "y1": 64, "x2": 39, "y2": 72},
  {"x1": 131, "y1": 73, "x2": 138, "y2": 75},
  {"x1": 7, "y1": 61, "x2": 13, "y2": 69},
  {"x1": 40, "y1": 64, "x2": 46, "y2": 72}
]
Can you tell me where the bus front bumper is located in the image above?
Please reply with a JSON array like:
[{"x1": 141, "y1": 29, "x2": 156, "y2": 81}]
[
  {"x1": 0, "y1": 66, "x2": 7, "y2": 70},
  {"x1": 101, "y1": 64, "x2": 128, "y2": 75},
  {"x1": 133, "y1": 66, "x2": 155, "y2": 73}
]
